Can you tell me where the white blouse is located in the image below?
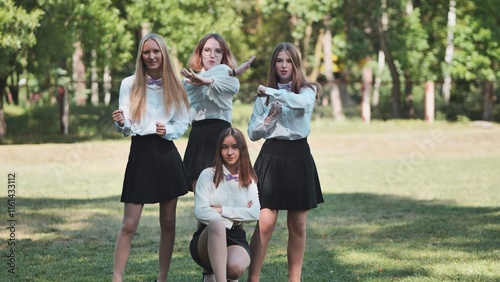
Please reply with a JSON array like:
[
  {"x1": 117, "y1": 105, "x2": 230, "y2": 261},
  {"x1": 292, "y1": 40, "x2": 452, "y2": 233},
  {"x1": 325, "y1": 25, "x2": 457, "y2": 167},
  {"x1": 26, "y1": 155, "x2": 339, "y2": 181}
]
[
  {"x1": 115, "y1": 75, "x2": 189, "y2": 140},
  {"x1": 183, "y1": 64, "x2": 240, "y2": 124},
  {"x1": 247, "y1": 85, "x2": 317, "y2": 141},
  {"x1": 194, "y1": 166, "x2": 260, "y2": 229}
]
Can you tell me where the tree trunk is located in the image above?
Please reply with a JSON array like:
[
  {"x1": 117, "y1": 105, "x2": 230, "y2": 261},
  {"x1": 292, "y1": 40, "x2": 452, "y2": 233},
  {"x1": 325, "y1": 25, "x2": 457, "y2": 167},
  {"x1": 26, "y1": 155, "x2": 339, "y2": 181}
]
[
  {"x1": 308, "y1": 29, "x2": 324, "y2": 82},
  {"x1": 373, "y1": 0, "x2": 388, "y2": 108},
  {"x1": 63, "y1": 84, "x2": 69, "y2": 134},
  {"x1": 372, "y1": 50, "x2": 385, "y2": 107},
  {"x1": 425, "y1": 81, "x2": 435, "y2": 123},
  {"x1": 302, "y1": 22, "x2": 312, "y2": 71},
  {"x1": 73, "y1": 41, "x2": 87, "y2": 106},
  {"x1": 374, "y1": 0, "x2": 401, "y2": 118},
  {"x1": 376, "y1": 18, "x2": 401, "y2": 118},
  {"x1": 330, "y1": 82, "x2": 344, "y2": 121},
  {"x1": 404, "y1": 72, "x2": 415, "y2": 118},
  {"x1": 442, "y1": 0, "x2": 456, "y2": 103},
  {"x1": 9, "y1": 71, "x2": 20, "y2": 105},
  {"x1": 323, "y1": 15, "x2": 345, "y2": 121},
  {"x1": 103, "y1": 65, "x2": 111, "y2": 106},
  {"x1": 0, "y1": 79, "x2": 7, "y2": 138},
  {"x1": 58, "y1": 85, "x2": 70, "y2": 135},
  {"x1": 0, "y1": 108, "x2": 5, "y2": 138},
  {"x1": 361, "y1": 61, "x2": 372, "y2": 123},
  {"x1": 482, "y1": 81, "x2": 494, "y2": 121},
  {"x1": 90, "y1": 49, "x2": 99, "y2": 106}
]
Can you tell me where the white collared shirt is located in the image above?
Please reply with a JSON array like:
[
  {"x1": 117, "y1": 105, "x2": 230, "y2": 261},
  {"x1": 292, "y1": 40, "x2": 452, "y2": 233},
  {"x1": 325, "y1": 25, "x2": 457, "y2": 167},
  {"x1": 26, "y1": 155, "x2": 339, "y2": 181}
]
[
  {"x1": 183, "y1": 64, "x2": 240, "y2": 124},
  {"x1": 248, "y1": 85, "x2": 317, "y2": 141},
  {"x1": 115, "y1": 75, "x2": 189, "y2": 140},
  {"x1": 194, "y1": 166, "x2": 260, "y2": 229}
]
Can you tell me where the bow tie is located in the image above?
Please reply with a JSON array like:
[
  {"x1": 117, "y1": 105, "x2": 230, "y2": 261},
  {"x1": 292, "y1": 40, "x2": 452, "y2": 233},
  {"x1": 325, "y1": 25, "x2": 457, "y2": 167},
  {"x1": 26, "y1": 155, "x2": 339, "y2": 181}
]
[
  {"x1": 277, "y1": 82, "x2": 292, "y2": 91},
  {"x1": 147, "y1": 77, "x2": 162, "y2": 86},
  {"x1": 226, "y1": 174, "x2": 239, "y2": 182}
]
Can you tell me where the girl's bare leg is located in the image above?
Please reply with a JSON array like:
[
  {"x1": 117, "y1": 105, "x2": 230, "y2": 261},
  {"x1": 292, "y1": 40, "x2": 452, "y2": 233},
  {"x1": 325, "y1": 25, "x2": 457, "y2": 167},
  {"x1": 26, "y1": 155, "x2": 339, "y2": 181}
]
[
  {"x1": 156, "y1": 199, "x2": 178, "y2": 282},
  {"x1": 287, "y1": 210, "x2": 308, "y2": 282},
  {"x1": 113, "y1": 203, "x2": 144, "y2": 282},
  {"x1": 247, "y1": 208, "x2": 278, "y2": 282}
]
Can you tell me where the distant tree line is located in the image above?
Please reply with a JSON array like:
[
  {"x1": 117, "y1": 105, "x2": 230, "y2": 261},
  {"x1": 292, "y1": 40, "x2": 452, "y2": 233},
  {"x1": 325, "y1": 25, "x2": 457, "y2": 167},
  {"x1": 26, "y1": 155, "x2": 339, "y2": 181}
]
[{"x1": 1, "y1": 0, "x2": 499, "y2": 136}]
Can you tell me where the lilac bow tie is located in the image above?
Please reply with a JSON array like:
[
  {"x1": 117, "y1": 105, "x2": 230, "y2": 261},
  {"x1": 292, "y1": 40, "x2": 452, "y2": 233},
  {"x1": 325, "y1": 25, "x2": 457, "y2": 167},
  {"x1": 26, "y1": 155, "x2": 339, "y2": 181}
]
[
  {"x1": 226, "y1": 174, "x2": 239, "y2": 182},
  {"x1": 147, "y1": 77, "x2": 162, "y2": 86},
  {"x1": 277, "y1": 81, "x2": 292, "y2": 91}
]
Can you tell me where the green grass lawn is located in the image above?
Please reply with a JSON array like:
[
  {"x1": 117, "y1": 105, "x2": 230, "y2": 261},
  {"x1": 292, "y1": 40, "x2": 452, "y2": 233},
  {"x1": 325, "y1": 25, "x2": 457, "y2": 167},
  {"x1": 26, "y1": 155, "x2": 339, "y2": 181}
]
[{"x1": 1, "y1": 104, "x2": 499, "y2": 281}]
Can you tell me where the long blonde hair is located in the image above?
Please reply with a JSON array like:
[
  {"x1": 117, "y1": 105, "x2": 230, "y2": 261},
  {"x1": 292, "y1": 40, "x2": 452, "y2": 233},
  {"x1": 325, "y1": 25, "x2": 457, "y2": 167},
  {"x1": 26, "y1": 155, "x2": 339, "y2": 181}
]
[{"x1": 129, "y1": 33, "x2": 189, "y2": 121}]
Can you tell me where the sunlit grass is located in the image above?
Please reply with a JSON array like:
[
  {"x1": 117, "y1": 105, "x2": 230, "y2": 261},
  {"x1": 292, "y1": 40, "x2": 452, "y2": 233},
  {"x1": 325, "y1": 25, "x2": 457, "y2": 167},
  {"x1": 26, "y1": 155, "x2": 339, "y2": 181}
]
[{"x1": 1, "y1": 105, "x2": 499, "y2": 281}]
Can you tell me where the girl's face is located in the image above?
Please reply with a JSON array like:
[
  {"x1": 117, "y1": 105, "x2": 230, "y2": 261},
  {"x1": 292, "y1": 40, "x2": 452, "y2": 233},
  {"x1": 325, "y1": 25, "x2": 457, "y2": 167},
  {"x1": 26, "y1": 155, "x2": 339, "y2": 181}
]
[
  {"x1": 275, "y1": 50, "x2": 293, "y2": 83},
  {"x1": 142, "y1": 39, "x2": 163, "y2": 78},
  {"x1": 221, "y1": 135, "x2": 240, "y2": 170},
  {"x1": 202, "y1": 37, "x2": 223, "y2": 71}
]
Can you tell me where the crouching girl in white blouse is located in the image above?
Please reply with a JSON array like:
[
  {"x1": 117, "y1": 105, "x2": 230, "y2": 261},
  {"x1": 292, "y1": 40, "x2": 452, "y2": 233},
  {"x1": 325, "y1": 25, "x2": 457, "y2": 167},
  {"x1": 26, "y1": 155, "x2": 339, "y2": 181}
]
[{"x1": 190, "y1": 127, "x2": 260, "y2": 282}]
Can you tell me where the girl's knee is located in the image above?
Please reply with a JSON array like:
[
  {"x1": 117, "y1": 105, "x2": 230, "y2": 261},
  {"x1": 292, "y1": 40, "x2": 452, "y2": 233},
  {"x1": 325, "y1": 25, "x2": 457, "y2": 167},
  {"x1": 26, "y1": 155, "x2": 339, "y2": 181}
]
[
  {"x1": 207, "y1": 220, "x2": 225, "y2": 234},
  {"x1": 226, "y1": 263, "x2": 246, "y2": 280},
  {"x1": 120, "y1": 221, "x2": 139, "y2": 235},
  {"x1": 159, "y1": 218, "x2": 175, "y2": 232}
]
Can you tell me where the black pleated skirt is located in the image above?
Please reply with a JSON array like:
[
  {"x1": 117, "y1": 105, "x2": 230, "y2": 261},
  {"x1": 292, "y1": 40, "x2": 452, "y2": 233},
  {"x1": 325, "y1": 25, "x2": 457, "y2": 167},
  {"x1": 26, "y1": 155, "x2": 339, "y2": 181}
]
[
  {"x1": 120, "y1": 134, "x2": 190, "y2": 204},
  {"x1": 183, "y1": 119, "x2": 231, "y2": 183},
  {"x1": 254, "y1": 138, "x2": 324, "y2": 210}
]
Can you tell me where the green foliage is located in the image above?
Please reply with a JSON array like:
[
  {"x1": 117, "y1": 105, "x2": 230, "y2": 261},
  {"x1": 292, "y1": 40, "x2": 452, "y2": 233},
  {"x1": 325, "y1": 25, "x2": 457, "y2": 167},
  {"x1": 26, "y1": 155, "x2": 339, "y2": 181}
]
[
  {"x1": 78, "y1": 0, "x2": 134, "y2": 70},
  {"x1": 123, "y1": 0, "x2": 247, "y2": 68},
  {"x1": 0, "y1": 0, "x2": 43, "y2": 77},
  {"x1": 1, "y1": 0, "x2": 499, "y2": 130},
  {"x1": 451, "y1": 2, "x2": 500, "y2": 81}
]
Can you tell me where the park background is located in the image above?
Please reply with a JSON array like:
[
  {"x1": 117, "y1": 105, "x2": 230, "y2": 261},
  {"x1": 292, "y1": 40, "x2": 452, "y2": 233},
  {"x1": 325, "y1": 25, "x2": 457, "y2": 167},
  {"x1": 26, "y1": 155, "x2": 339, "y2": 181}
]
[{"x1": 1, "y1": 0, "x2": 500, "y2": 281}]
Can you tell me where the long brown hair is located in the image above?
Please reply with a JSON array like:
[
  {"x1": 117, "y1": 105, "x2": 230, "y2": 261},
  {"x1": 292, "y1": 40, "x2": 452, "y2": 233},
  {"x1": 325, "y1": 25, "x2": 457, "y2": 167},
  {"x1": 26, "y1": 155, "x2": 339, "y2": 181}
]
[
  {"x1": 213, "y1": 127, "x2": 257, "y2": 188},
  {"x1": 265, "y1": 42, "x2": 322, "y2": 105},
  {"x1": 129, "y1": 33, "x2": 189, "y2": 121},
  {"x1": 187, "y1": 33, "x2": 238, "y2": 71}
]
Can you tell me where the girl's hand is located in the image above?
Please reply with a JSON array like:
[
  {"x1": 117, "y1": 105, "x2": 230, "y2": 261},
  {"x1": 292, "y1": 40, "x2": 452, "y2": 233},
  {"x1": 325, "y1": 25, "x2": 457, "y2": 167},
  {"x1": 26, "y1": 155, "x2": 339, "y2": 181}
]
[
  {"x1": 181, "y1": 68, "x2": 213, "y2": 86},
  {"x1": 232, "y1": 56, "x2": 256, "y2": 76},
  {"x1": 155, "y1": 121, "x2": 166, "y2": 137},
  {"x1": 246, "y1": 200, "x2": 253, "y2": 208},
  {"x1": 264, "y1": 102, "x2": 281, "y2": 125},
  {"x1": 112, "y1": 109, "x2": 125, "y2": 126},
  {"x1": 210, "y1": 205, "x2": 222, "y2": 214},
  {"x1": 256, "y1": 84, "x2": 267, "y2": 97}
]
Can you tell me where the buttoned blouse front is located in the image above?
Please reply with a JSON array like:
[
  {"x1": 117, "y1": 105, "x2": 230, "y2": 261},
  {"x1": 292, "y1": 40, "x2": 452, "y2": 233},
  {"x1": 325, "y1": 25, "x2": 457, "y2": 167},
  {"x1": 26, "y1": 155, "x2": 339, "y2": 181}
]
[
  {"x1": 247, "y1": 85, "x2": 317, "y2": 141},
  {"x1": 183, "y1": 64, "x2": 240, "y2": 124},
  {"x1": 194, "y1": 166, "x2": 260, "y2": 229},
  {"x1": 115, "y1": 75, "x2": 189, "y2": 140}
]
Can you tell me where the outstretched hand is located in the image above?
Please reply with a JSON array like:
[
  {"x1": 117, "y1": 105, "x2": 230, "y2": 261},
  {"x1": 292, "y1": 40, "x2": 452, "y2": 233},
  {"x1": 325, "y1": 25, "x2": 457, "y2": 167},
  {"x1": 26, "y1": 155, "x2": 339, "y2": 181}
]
[
  {"x1": 181, "y1": 68, "x2": 212, "y2": 86},
  {"x1": 256, "y1": 84, "x2": 267, "y2": 97},
  {"x1": 233, "y1": 56, "x2": 256, "y2": 76}
]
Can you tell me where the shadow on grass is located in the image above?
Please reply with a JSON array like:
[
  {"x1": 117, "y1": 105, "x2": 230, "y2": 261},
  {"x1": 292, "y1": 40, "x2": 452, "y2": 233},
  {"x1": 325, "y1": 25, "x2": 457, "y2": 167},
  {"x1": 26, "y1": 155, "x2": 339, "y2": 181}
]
[
  {"x1": 290, "y1": 193, "x2": 499, "y2": 281},
  {"x1": 2, "y1": 193, "x2": 499, "y2": 281}
]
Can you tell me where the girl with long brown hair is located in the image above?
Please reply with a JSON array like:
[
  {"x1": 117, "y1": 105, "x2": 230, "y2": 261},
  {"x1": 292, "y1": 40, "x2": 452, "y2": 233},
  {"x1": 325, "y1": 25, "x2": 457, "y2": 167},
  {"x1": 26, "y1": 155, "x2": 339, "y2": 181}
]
[
  {"x1": 247, "y1": 42, "x2": 324, "y2": 282},
  {"x1": 190, "y1": 127, "x2": 260, "y2": 282}
]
